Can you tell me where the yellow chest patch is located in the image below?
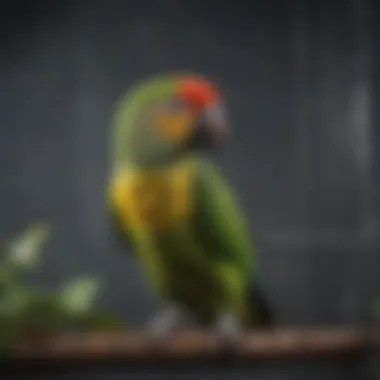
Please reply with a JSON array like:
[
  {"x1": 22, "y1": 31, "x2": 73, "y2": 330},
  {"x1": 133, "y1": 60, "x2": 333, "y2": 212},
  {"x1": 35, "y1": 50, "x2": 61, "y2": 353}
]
[{"x1": 109, "y1": 161, "x2": 195, "y2": 232}]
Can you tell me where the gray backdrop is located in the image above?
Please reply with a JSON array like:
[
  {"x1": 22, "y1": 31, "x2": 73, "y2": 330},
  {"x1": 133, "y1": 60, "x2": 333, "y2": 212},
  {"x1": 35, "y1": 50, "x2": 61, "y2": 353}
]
[{"x1": 1, "y1": 0, "x2": 379, "y2": 379}]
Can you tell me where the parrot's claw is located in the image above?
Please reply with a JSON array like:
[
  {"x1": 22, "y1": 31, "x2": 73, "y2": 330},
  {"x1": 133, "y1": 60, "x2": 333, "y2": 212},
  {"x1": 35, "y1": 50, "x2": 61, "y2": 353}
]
[
  {"x1": 147, "y1": 306, "x2": 191, "y2": 340},
  {"x1": 214, "y1": 313, "x2": 243, "y2": 347}
]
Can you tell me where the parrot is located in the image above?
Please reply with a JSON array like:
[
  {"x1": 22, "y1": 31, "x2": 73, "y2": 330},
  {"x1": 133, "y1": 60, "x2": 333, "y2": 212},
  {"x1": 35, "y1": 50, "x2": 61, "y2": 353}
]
[{"x1": 107, "y1": 73, "x2": 273, "y2": 342}]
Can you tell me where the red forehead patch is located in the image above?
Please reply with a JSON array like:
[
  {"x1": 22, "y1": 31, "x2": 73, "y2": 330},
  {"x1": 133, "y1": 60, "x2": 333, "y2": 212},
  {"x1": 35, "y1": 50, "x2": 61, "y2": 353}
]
[{"x1": 178, "y1": 77, "x2": 221, "y2": 109}]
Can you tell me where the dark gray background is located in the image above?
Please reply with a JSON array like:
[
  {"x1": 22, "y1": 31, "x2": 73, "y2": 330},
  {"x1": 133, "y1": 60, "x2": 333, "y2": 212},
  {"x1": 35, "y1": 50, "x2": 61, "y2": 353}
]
[{"x1": 1, "y1": 0, "x2": 380, "y2": 378}]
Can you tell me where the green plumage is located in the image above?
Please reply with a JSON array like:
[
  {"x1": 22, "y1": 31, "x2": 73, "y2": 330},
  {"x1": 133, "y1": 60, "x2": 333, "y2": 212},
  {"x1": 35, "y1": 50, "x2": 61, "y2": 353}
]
[
  {"x1": 110, "y1": 75, "x2": 184, "y2": 169},
  {"x1": 108, "y1": 74, "x2": 272, "y2": 328}
]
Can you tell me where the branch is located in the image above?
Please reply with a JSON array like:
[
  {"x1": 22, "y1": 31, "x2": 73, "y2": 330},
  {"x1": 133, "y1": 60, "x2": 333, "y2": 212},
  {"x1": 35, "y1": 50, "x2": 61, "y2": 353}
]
[{"x1": 6, "y1": 327, "x2": 380, "y2": 371}]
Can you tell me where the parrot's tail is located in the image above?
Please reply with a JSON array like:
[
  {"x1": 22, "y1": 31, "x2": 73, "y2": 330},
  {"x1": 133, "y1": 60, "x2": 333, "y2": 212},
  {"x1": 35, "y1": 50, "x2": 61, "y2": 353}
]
[{"x1": 247, "y1": 283, "x2": 274, "y2": 328}]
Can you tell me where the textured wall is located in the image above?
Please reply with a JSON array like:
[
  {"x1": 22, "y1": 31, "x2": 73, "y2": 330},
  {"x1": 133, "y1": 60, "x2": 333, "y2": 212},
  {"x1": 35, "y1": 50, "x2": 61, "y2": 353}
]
[{"x1": 0, "y1": 0, "x2": 379, "y2": 379}]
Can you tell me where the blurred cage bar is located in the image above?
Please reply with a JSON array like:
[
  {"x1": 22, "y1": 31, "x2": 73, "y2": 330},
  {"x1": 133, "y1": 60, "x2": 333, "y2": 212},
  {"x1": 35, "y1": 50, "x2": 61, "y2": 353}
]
[{"x1": 290, "y1": 0, "x2": 374, "y2": 239}]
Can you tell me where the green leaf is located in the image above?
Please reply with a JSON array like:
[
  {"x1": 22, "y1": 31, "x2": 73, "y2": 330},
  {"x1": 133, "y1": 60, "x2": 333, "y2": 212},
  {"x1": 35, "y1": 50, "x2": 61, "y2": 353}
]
[
  {"x1": 0, "y1": 262, "x2": 20, "y2": 289},
  {"x1": 8, "y1": 223, "x2": 50, "y2": 269},
  {"x1": 22, "y1": 291, "x2": 68, "y2": 330},
  {"x1": 60, "y1": 276, "x2": 101, "y2": 315},
  {"x1": 76, "y1": 310, "x2": 126, "y2": 331},
  {"x1": 0, "y1": 285, "x2": 29, "y2": 317}
]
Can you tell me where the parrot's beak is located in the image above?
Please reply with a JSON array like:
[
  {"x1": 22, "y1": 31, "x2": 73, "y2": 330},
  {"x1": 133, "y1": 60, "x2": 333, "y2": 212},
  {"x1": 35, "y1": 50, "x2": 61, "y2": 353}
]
[
  {"x1": 203, "y1": 103, "x2": 229, "y2": 148},
  {"x1": 185, "y1": 103, "x2": 228, "y2": 152}
]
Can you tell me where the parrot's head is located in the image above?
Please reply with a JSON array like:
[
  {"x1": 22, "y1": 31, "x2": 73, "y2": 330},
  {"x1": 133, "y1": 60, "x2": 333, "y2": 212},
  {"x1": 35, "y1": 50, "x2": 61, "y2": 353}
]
[
  {"x1": 174, "y1": 75, "x2": 228, "y2": 150},
  {"x1": 113, "y1": 74, "x2": 229, "y2": 167}
]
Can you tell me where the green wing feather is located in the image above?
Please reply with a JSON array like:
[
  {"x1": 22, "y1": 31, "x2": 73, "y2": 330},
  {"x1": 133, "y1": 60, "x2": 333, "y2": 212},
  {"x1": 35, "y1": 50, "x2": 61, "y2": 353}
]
[{"x1": 192, "y1": 159, "x2": 255, "y2": 316}]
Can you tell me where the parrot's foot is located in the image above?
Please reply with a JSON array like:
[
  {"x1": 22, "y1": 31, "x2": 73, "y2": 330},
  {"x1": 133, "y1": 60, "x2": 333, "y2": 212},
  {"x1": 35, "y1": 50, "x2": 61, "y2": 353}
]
[
  {"x1": 147, "y1": 306, "x2": 192, "y2": 340},
  {"x1": 214, "y1": 312, "x2": 243, "y2": 347}
]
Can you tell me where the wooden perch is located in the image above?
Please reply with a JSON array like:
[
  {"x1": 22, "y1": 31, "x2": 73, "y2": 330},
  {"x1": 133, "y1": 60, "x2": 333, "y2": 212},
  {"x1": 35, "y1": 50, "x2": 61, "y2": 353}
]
[{"x1": 6, "y1": 327, "x2": 380, "y2": 371}]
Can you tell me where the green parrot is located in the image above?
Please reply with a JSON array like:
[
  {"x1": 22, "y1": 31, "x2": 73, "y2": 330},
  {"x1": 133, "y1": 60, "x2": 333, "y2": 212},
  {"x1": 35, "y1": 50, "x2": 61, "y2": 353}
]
[{"x1": 107, "y1": 73, "x2": 273, "y2": 341}]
